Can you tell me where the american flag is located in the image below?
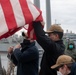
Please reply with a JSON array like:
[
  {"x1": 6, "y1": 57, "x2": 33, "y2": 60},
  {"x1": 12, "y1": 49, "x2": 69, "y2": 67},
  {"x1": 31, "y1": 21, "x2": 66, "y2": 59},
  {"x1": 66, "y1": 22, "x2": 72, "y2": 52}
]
[{"x1": 0, "y1": 0, "x2": 43, "y2": 39}]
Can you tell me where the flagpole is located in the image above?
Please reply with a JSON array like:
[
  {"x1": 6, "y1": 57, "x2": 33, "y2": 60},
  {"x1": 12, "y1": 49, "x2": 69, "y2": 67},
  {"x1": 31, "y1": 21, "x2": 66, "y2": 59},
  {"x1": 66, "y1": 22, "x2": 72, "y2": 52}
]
[{"x1": 46, "y1": 0, "x2": 51, "y2": 30}]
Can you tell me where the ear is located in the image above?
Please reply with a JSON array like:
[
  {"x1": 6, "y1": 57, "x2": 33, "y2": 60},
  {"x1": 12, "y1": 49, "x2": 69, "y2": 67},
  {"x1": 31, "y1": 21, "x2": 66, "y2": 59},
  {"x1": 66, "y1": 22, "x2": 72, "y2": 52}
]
[{"x1": 55, "y1": 34, "x2": 59, "y2": 38}]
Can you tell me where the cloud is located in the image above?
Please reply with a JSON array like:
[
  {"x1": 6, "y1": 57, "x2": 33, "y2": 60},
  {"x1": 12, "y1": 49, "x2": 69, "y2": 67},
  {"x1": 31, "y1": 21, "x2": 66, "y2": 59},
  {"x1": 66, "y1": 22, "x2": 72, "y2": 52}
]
[
  {"x1": 16, "y1": 0, "x2": 76, "y2": 34},
  {"x1": 50, "y1": 0, "x2": 76, "y2": 33}
]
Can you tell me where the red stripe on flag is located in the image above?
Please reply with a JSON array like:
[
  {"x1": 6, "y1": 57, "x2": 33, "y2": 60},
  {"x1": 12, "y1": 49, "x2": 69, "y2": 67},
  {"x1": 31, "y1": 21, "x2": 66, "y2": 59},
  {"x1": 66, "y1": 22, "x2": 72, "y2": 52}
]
[
  {"x1": 0, "y1": 0, "x2": 17, "y2": 30},
  {"x1": 0, "y1": 27, "x2": 21, "y2": 39},
  {"x1": 27, "y1": 8, "x2": 43, "y2": 39},
  {"x1": 19, "y1": 0, "x2": 33, "y2": 24}
]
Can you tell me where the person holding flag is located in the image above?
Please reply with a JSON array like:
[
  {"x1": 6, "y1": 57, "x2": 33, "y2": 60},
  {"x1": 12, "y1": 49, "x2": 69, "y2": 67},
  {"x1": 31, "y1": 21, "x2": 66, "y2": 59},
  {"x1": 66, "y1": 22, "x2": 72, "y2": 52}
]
[{"x1": 33, "y1": 22, "x2": 65, "y2": 75}]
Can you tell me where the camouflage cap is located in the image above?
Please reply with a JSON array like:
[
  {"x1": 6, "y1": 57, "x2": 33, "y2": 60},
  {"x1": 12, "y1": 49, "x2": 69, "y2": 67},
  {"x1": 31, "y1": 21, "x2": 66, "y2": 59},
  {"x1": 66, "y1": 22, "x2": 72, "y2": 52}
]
[
  {"x1": 51, "y1": 55, "x2": 75, "y2": 69},
  {"x1": 46, "y1": 24, "x2": 63, "y2": 33}
]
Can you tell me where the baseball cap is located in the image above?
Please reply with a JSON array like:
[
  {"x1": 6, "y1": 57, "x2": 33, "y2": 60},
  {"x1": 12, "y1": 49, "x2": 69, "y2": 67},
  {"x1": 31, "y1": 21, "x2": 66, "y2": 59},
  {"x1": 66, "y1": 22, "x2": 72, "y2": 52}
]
[
  {"x1": 46, "y1": 24, "x2": 63, "y2": 33},
  {"x1": 51, "y1": 55, "x2": 75, "y2": 69}
]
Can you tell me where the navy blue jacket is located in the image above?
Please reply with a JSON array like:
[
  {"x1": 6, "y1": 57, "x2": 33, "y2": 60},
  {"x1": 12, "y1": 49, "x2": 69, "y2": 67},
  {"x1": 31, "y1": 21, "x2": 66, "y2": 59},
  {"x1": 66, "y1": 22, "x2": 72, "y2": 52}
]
[
  {"x1": 11, "y1": 41, "x2": 39, "y2": 75},
  {"x1": 33, "y1": 21, "x2": 65, "y2": 75},
  {"x1": 69, "y1": 63, "x2": 76, "y2": 75}
]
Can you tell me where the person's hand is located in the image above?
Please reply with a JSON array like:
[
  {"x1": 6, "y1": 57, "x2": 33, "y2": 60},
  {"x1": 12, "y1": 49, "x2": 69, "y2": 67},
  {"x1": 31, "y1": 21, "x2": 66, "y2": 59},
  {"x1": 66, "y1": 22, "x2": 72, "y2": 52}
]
[
  {"x1": 14, "y1": 44, "x2": 21, "y2": 49},
  {"x1": 8, "y1": 47, "x2": 14, "y2": 54}
]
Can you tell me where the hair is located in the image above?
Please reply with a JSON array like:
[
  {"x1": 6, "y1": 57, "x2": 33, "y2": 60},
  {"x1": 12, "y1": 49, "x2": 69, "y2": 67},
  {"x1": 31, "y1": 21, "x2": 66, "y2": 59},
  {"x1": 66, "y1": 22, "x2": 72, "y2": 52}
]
[
  {"x1": 22, "y1": 32, "x2": 29, "y2": 39},
  {"x1": 22, "y1": 32, "x2": 25, "y2": 37},
  {"x1": 52, "y1": 31, "x2": 63, "y2": 39}
]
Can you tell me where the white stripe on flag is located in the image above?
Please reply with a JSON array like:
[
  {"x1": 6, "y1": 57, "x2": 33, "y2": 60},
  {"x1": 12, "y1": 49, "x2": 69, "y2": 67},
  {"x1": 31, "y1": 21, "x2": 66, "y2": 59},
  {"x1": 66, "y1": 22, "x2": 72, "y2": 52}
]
[
  {"x1": 0, "y1": 5, "x2": 8, "y2": 36},
  {"x1": 26, "y1": 0, "x2": 40, "y2": 21},
  {"x1": 10, "y1": 0, "x2": 25, "y2": 27}
]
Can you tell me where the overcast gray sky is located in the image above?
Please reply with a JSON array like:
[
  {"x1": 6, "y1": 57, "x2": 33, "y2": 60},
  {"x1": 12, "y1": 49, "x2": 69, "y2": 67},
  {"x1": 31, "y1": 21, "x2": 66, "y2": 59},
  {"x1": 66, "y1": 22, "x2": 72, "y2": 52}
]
[
  {"x1": 40, "y1": 0, "x2": 76, "y2": 33},
  {"x1": 16, "y1": 0, "x2": 76, "y2": 35},
  {"x1": 51, "y1": 0, "x2": 76, "y2": 33}
]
